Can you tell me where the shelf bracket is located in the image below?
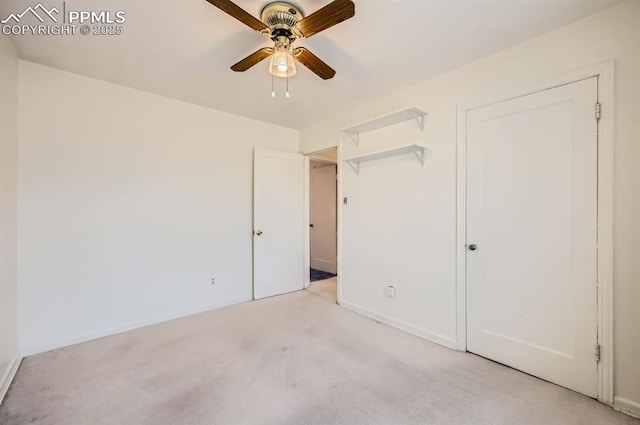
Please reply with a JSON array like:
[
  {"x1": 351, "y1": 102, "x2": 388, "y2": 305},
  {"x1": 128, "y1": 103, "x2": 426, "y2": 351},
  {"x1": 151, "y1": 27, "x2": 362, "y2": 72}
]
[
  {"x1": 346, "y1": 160, "x2": 360, "y2": 175},
  {"x1": 413, "y1": 114, "x2": 425, "y2": 132},
  {"x1": 345, "y1": 132, "x2": 359, "y2": 147},
  {"x1": 411, "y1": 146, "x2": 425, "y2": 166}
]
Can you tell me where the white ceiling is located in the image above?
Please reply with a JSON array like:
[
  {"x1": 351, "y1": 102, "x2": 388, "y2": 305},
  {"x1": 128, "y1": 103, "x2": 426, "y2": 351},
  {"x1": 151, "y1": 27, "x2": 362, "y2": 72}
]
[{"x1": 1, "y1": 0, "x2": 623, "y2": 129}]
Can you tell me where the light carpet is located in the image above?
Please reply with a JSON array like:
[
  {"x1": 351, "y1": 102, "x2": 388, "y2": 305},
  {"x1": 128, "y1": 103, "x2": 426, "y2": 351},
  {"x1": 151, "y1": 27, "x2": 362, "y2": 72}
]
[{"x1": 1, "y1": 280, "x2": 636, "y2": 425}]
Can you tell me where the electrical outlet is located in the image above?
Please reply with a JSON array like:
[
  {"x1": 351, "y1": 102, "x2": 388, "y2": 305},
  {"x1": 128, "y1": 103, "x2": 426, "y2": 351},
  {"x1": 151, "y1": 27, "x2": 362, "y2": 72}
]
[
  {"x1": 384, "y1": 285, "x2": 396, "y2": 298},
  {"x1": 211, "y1": 278, "x2": 215, "y2": 285}
]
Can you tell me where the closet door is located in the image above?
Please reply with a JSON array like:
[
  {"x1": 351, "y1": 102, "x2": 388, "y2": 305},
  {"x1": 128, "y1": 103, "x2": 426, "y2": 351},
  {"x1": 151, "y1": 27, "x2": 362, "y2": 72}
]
[{"x1": 466, "y1": 78, "x2": 599, "y2": 397}]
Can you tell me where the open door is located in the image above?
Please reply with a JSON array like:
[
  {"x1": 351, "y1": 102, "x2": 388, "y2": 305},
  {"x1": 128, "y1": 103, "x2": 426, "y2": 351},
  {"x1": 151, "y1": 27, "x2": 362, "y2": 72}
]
[{"x1": 253, "y1": 148, "x2": 305, "y2": 300}]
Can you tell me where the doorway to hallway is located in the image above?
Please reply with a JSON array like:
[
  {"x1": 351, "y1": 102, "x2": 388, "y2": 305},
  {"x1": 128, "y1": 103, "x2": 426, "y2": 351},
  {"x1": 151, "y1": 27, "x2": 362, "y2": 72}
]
[{"x1": 306, "y1": 148, "x2": 339, "y2": 297}]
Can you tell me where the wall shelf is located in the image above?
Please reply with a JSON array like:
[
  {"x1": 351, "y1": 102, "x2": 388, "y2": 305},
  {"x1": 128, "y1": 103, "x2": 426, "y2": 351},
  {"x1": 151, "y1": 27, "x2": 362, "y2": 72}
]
[
  {"x1": 343, "y1": 107, "x2": 428, "y2": 146},
  {"x1": 344, "y1": 144, "x2": 428, "y2": 175}
]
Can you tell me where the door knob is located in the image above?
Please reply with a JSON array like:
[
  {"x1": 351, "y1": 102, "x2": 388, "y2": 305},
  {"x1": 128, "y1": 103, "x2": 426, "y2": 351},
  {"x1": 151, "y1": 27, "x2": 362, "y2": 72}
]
[
  {"x1": 468, "y1": 244, "x2": 477, "y2": 251},
  {"x1": 255, "y1": 230, "x2": 263, "y2": 236}
]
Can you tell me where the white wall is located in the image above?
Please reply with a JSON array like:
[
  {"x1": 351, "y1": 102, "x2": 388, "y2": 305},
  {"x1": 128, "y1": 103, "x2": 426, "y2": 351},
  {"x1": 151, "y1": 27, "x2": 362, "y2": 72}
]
[
  {"x1": 0, "y1": 36, "x2": 20, "y2": 402},
  {"x1": 300, "y1": 0, "x2": 640, "y2": 410},
  {"x1": 18, "y1": 61, "x2": 298, "y2": 355}
]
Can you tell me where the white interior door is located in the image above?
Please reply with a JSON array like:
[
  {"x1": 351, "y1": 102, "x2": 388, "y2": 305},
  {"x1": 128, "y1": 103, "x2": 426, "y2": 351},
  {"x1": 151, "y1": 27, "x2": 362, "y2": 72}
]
[
  {"x1": 254, "y1": 149, "x2": 304, "y2": 300},
  {"x1": 466, "y1": 78, "x2": 598, "y2": 397},
  {"x1": 310, "y1": 163, "x2": 337, "y2": 274}
]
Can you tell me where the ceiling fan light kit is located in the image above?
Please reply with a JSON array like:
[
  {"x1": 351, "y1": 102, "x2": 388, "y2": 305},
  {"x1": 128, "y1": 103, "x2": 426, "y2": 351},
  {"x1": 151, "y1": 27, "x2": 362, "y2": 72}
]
[
  {"x1": 206, "y1": 0, "x2": 355, "y2": 96},
  {"x1": 269, "y1": 40, "x2": 297, "y2": 78}
]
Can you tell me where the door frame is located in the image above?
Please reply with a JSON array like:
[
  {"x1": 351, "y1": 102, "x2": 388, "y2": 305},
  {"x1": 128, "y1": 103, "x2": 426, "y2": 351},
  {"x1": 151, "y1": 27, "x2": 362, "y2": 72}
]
[
  {"x1": 304, "y1": 147, "x2": 340, "y2": 293},
  {"x1": 308, "y1": 160, "x2": 338, "y2": 275},
  {"x1": 455, "y1": 61, "x2": 614, "y2": 404}
]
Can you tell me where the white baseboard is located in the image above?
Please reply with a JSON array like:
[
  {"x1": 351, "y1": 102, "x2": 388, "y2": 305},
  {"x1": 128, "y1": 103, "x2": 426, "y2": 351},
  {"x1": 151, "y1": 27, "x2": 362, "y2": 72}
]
[
  {"x1": 339, "y1": 300, "x2": 458, "y2": 350},
  {"x1": 22, "y1": 297, "x2": 251, "y2": 356},
  {"x1": 615, "y1": 397, "x2": 640, "y2": 418},
  {"x1": 0, "y1": 353, "x2": 22, "y2": 405}
]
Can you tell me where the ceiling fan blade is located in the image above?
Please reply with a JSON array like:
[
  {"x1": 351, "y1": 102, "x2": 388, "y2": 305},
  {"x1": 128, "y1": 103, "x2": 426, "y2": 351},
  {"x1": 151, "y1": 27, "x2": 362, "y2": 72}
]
[
  {"x1": 296, "y1": 0, "x2": 355, "y2": 38},
  {"x1": 294, "y1": 47, "x2": 336, "y2": 80},
  {"x1": 231, "y1": 47, "x2": 274, "y2": 72},
  {"x1": 205, "y1": 0, "x2": 268, "y2": 32}
]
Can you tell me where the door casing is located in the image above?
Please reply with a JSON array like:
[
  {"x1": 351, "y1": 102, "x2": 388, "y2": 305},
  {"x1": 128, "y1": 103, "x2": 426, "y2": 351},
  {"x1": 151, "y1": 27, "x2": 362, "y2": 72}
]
[
  {"x1": 303, "y1": 147, "x2": 340, "y2": 292},
  {"x1": 456, "y1": 61, "x2": 614, "y2": 404}
]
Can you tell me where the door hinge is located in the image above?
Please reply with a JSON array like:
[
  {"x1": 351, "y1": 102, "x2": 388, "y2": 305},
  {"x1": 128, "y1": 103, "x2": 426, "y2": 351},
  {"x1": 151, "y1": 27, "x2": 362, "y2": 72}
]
[
  {"x1": 594, "y1": 343, "x2": 601, "y2": 363},
  {"x1": 595, "y1": 103, "x2": 601, "y2": 121}
]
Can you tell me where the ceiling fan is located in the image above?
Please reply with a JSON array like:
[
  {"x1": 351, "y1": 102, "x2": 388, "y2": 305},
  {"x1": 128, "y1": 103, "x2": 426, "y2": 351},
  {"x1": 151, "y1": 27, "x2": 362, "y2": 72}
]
[{"x1": 205, "y1": 0, "x2": 355, "y2": 80}]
